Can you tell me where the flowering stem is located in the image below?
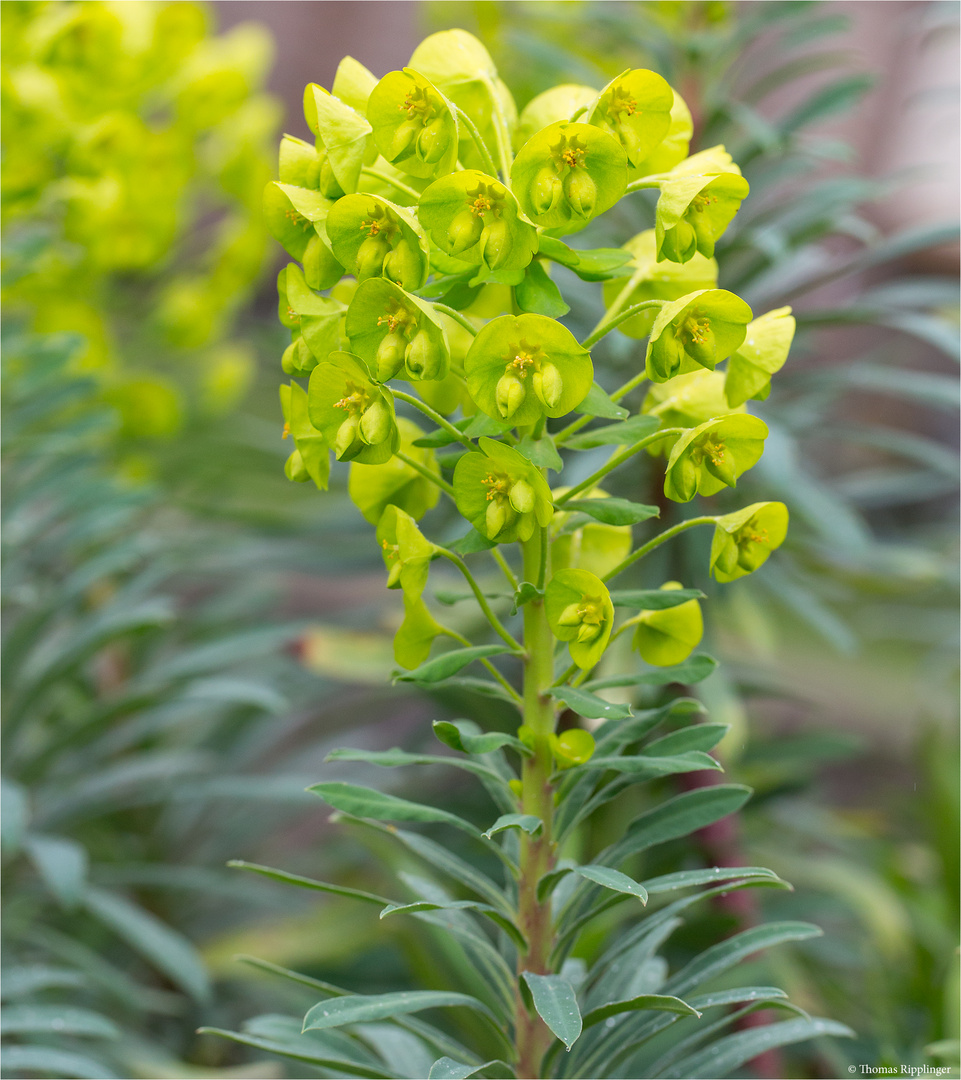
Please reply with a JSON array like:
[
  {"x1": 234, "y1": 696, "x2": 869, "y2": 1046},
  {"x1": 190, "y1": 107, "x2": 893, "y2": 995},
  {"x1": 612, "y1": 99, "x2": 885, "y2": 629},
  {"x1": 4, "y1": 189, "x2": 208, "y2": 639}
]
[
  {"x1": 553, "y1": 428, "x2": 684, "y2": 505},
  {"x1": 395, "y1": 451, "x2": 456, "y2": 497},
  {"x1": 515, "y1": 525, "x2": 557, "y2": 1078},
  {"x1": 431, "y1": 303, "x2": 478, "y2": 335},
  {"x1": 361, "y1": 168, "x2": 422, "y2": 203},
  {"x1": 392, "y1": 389, "x2": 475, "y2": 450},
  {"x1": 580, "y1": 300, "x2": 665, "y2": 349},
  {"x1": 602, "y1": 516, "x2": 717, "y2": 583},
  {"x1": 454, "y1": 106, "x2": 500, "y2": 178},
  {"x1": 625, "y1": 175, "x2": 667, "y2": 193},
  {"x1": 437, "y1": 549, "x2": 524, "y2": 653}
]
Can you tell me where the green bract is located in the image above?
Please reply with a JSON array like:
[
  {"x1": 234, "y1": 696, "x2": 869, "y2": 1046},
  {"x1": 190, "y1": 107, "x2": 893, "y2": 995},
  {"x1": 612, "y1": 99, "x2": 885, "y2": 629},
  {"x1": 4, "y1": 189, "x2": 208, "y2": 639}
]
[
  {"x1": 326, "y1": 194, "x2": 430, "y2": 290},
  {"x1": 419, "y1": 170, "x2": 538, "y2": 278},
  {"x1": 279, "y1": 264, "x2": 345, "y2": 376},
  {"x1": 453, "y1": 438, "x2": 552, "y2": 543},
  {"x1": 646, "y1": 288, "x2": 753, "y2": 383},
  {"x1": 630, "y1": 87, "x2": 693, "y2": 176},
  {"x1": 263, "y1": 182, "x2": 343, "y2": 290},
  {"x1": 307, "y1": 351, "x2": 399, "y2": 464},
  {"x1": 725, "y1": 306, "x2": 796, "y2": 407},
  {"x1": 304, "y1": 81, "x2": 375, "y2": 196},
  {"x1": 280, "y1": 381, "x2": 329, "y2": 491},
  {"x1": 602, "y1": 228, "x2": 717, "y2": 339},
  {"x1": 643, "y1": 370, "x2": 744, "y2": 452},
  {"x1": 368, "y1": 68, "x2": 459, "y2": 179},
  {"x1": 515, "y1": 84, "x2": 597, "y2": 148},
  {"x1": 632, "y1": 581, "x2": 704, "y2": 667},
  {"x1": 655, "y1": 147, "x2": 750, "y2": 263},
  {"x1": 376, "y1": 505, "x2": 437, "y2": 596},
  {"x1": 349, "y1": 418, "x2": 440, "y2": 524},
  {"x1": 664, "y1": 414, "x2": 769, "y2": 502},
  {"x1": 550, "y1": 488, "x2": 632, "y2": 577},
  {"x1": 331, "y1": 55, "x2": 378, "y2": 115},
  {"x1": 584, "y1": 68, "x2": 674, "y2": 167},
  {"x1": 464, "y1": 313, "x2": 593, "y2": 425},
  {"x1": 345, "y1": 278, "x2": 450, "y2": 382},
  {"x1": 710, "y1": 501, "x2": 789, "y2": 583},
  {"x1": 545, "y1": 568, "x2": 614, "y2": 670},
  {"x1": 512, "y1": 121, "x2": 628, "y2": 233}
]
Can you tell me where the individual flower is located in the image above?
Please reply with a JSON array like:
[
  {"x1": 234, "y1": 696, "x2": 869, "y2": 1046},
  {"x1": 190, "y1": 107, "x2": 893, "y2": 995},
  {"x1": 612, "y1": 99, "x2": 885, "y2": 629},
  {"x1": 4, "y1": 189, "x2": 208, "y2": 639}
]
[
  {"x1": 601, "y1": 228, "x2": 717, "y2": 340},
  {"x1": 349, "y1": 418, "x2": 441, "y2": 524},
  {"x1": 655, "y1": 147, "x2": 749, "y2": 264},
  {"x1": 545, "y1": 568, "x2": 614, "y2": 670},
  {"x1": 710, "y1": 502, "x2": 789, "y2": 583},
  {"x1": 631, "y1": 581, "x2": 704, "y2": 667},
  {"x1": 279, "y1": 380, "x2": 329, "y2": 490},
  {"x1": 375, "y1": 504, "x2": 437, "y2": 597},
  {"x1": 645, "y1": 289, "x2": 753, "y2": 383},
  {"x1": 419, "y1": 170, "x2": 538, "y2": 276},
  {"x1": 368, "y1": 68, "x2": 459, "y2": 178},
  {"x1": 584, "y1": 68, "x2": 674, "y2": 168},
  {"x1": 278, "y1": 263, "x2": 346, "y2": 376},
  {"x1": 511, "y1": 121, "x2": 628, "y2": 234},
  {"x1": 724, "y1": 306, "x2": 795, "y2": 407},
  {"x1": 453, "y1": 438, "x2": 553, "y2": 543},
  {"x1": 663, "y1": 414, "x2": 768, "y2": 502},
  {"x1": 307, "y1": 351, "x2": 399, "y2": 464},
  {"x1": 464, "y1": 313, "x2": 593, "y2": 425},
  {"x1": 263, "y1": 182, "x2": 343, "y2": 290},
  {"x1": 326, "y1": 194, "x2": 430, "y2": 291},
  {"x1": 550, "y1": 487, "x2": 632, "y2": 578},
  {"x1": 345, "y1": 278, "x2": 450, "y2": 382}
]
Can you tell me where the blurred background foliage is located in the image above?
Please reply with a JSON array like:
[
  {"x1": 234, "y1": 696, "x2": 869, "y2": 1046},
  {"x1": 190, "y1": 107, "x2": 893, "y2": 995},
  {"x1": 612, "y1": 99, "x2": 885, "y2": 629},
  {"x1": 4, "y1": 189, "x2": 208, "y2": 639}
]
[{"x1": 1, "y1": 2, "x2": 958, "y2": 1079}]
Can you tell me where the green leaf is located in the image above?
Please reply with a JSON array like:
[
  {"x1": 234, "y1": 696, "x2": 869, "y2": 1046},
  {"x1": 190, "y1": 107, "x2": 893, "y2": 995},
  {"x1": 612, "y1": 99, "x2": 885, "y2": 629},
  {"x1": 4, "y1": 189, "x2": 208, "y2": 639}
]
[
  {"x1": 310, "y1": 782, "x2": 483, "y2": 839},
  {"x1": 0, "y1": 965, "x2": 86, "y2": 1000},
  {"x1": 521, "y1": 972, "x2": 582, "y2": 1050},
  {"x1": 666, "y1": 921, "x2": 822, "y2": 999},
  {"x1": 0, "y1": 1004, "x2": 119, "y2": 1039},
  {"x1": 325, "y1": 747, "x2": 508, "y2": 787},
  {"x1": 25, "y1": 834, "x2": 87, "y2": 908},
  {"x1": 483, "y1": 813, "x2": 542, "y2": 839},
  {"x1": 380, "y1": 900, "x2": 527, "y2": 951},
  {"x1": 198, "y1": 1026, "x2": 394, "y2": 1079},
  {"x1": 661, "y1": 1016, "x2": 855, "y2": 1079},
  {"x1": 227, "y1": 860, "x2": 390, "y2": 905},
  {"x1": 561, "y1": 497, "x2": 659, "y2": 525},
  {"x1": 566, "y1": 750, "x2": 722, "y2": 780},
  {"x1": 515, "y1": 434, "x2": 563, "y2": 471},
  {"x1": 575, "y1": 865, "x2": 647, "y2": 902},
  {"x1": 537, "y1": 237, "x2": 633, "y2": 281},
  {"x1": 582, "y1": 994, "x2": 699, "y2": 1029},
  {"x1": 0, "y1": 1047, "x2": 116, "y2": 1080},
  {"x1": 564, "y1": 414, "x2": 661, "y2": 449},
  {"x1": 432, "y1": 720, "x2": 531, "y2": 757},
  {"x1": 642, "y1": 866, "x2": 783, "y2": 894},
  {"x1": 448, "y1": 528, "x2": 498, "y2": 555},
  {"x1": 428, "y1": 1057, "x2": 514, "y2": 1079},
  {"x1": 548, "y1": 685, "x2": 632, "y2": 720},
  {"x1": 610, "y1": 588, "x2": 705, "y2": 610},
  {"x1": 395, "y1": 644, "x2": 519, "y2": 684},
  {"x1": 511, "y1": 581, "x2": 544, "y2": 614},
  {"x1": 515, "y1": 261, "x2": 570, "y2": 318},
  {"x1": 303, "y1": 990, "x2": 496, "y2": 1032},
  {"x1": 577, "y1": 383, "x2": 629, "y2": 419},
  {"x1": 83, "y1": 886, "x2": 210, "y2": 1003},
  {"x1": 585, "y1": 653, "x2": 718, "y2": 690},
  {"x1": 645, "y1": 723, "x2": 730, "y2": 756}
]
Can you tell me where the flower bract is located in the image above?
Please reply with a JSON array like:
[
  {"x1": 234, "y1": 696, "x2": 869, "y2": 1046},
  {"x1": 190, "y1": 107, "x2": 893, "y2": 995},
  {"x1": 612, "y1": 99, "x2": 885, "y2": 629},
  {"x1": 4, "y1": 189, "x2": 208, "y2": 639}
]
[
  {"x1": 585, "y1": 68, "x2": 674, "y2": 167},
  {"x1": 326, "y1": 194, "x2": 430, "y2": 291},
  {"x1": 724, "y1": 306, "x2": 796, "y2": 407},
  {"x1": 280, "y1": 380, "x2": 329, "y2": 490},
  {"x1": 453, "y1": 438, "x2": 553, "y2": 544},
  {"x1": 632, "y1": 581, "x2": 704, "y2": 666},
  {"x1": 642, "y1": 369, "x2": 744, "y2": 456},
  {"x1": 550, "y1": 487, "x2": 632, "y2": 578},
  {"x1": 349, "y1": 418, "x2": 441, "y2": 524},
  {"x1": 368, "y1": 68, "x2": 459, "y2": 179},
  {"x1": 307, "y1": 351, "x2": 399, "y2": 464},
  {"x1": 545, "y1": 568, "x2": 614, "y2": 670},
  {"x1": 710, "y1": 502, "x2": 789, "y2": 583},
  {"x1": 664, "y1": 413, "x2": 768, "y2": 502},
  {"x1": 375, "y1": 504, "x2": 437, "y2": 597},
  {"x1": 645, "y1": 288, "x2": 752, "y2": 383}
]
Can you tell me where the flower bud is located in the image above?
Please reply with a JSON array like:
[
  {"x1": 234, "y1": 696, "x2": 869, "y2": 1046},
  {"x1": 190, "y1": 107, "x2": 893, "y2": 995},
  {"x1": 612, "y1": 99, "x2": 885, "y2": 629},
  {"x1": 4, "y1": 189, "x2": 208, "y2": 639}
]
[
  {"x1": 486, "y1": 498, "x2": 508, "y2": 538},
  {"x1": 552, "y1": 729, "x2": 595, "y2": 767},
  {"x1": 495, "y1": 373, "x2": 526, "y2": 419},
  {"x1": 557, "y1": 602, "x2": 583, "y2": 627},
  {"x1": 319, "y1": 157, "x2": 345, "y2": 199},
  {"x1": 284, "y1": 449, "x2": 309, "y2": 483},
  {"x1": 575, "y1": 621, "x2": 602, "y2": 644},
  {"x1": 672, "y1": 455, "x2": 699, "y2": 502},
  {"x1": 714, "y1": 539, "x2": 739, "y2": 577},
  {"x1": 281, "y1": 342, "x2": 298, "y2": 375},
  {"x1": 359, "y1": 399, "x2": 392, "y2": 445},
  {"x1": 650, "y1": 332, "x2": 683, "y2": 382},
  {"x1": 334, "y1": 414, "x2": 359, "y2": 458},
  {"x1": 662, "y1": 220, "x2": 696, "y2": 263},
  {"x1": 386, "y1": 557, "x2": 404, "y2": 588},
  {"x1": 416, "y1": 118, "x2": 448, "y2": 164},
  {"x1": 531, "y1": 166, "x2": 562, "y2": 215},
  {"x1": 615, "y1": 120, "x2": 643, "y2": 162},
  {"x1": 383, "y1": 239, "x2": 421, "y2": 289},
  {"x1": 532, "y1": 362, "x2": 563, "y2": 410},
  {"x1": 689, "y1": 211, "x2": 715, "y2": 258},
  {"x1": 447, "y1": 207, "x2": 483, "y2": 255},
  {"x1": 405, "y1": 329, "x2": 444, "y2": 380},
  {"x1": 388, "y1": 118, "x2": 420, "y2": 160},
  {"x1": 702, "y1": 442, "x2": 736, "y2": 487},
  {"x1": 481, "y1": 217, "x2": 511, "y2": 270},
  {"x1": 509, "y1": 478, "x2": 535, "y2": 514},
  {"x1": 356, "y1": 234, "x2": 390, "y2": 279},
  {"x1": 375, "y1": 331, "x2": 407, "y2": 381},
  {"x1": 564, "y1": 169, "x2": 596, "y2": 218}
]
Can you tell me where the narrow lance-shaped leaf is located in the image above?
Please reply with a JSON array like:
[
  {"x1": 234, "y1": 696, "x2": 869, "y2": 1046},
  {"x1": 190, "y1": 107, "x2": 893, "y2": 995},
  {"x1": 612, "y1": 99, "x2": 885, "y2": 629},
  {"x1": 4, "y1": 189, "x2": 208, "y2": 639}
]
[
  {"x1": 521, "y1": 972, "x2": 582, "y2": 1050},
  {"x1": 303, "y1": 990, "x2": 497, "y2": 1033}
]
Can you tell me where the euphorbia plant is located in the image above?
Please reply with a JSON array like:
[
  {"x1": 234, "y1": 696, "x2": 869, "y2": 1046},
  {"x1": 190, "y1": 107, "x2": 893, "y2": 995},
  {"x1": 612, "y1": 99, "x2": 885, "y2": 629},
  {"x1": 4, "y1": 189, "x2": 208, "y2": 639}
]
[{"x1": 208, "y1": 29, "x2": 851, "y2": 1080}]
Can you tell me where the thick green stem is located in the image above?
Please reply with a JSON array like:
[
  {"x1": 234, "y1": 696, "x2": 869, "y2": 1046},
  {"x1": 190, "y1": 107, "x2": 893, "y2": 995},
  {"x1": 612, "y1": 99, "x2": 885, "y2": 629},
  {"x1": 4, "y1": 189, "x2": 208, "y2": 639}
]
[{"x1": 515, "y1": 526, "x2": 557, "y2": 1078}]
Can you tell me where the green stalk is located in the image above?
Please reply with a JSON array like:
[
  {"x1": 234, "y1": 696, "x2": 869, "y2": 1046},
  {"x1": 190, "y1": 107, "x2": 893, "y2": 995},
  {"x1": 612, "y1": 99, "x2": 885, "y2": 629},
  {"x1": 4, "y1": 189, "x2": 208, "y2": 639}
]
[
  {"x1": 602, "y1": 515, "x2": 717, "y2": 583},
  {"x1": 515, "y1": 524, "x2": 557, "y2": 1079}
]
